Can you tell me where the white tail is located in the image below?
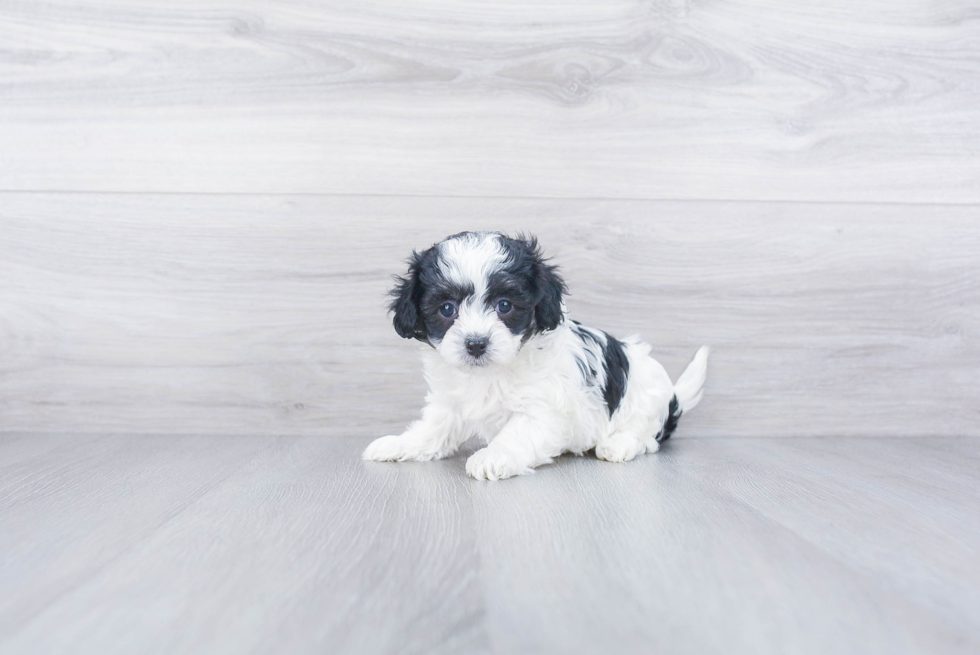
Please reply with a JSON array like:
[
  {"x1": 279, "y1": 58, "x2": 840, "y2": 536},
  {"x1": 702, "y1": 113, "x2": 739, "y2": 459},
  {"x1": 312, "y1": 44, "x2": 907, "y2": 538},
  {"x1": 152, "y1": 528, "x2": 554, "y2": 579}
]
[{"x1": 673, "y1": 346, "x2": 709, "y2": 415}]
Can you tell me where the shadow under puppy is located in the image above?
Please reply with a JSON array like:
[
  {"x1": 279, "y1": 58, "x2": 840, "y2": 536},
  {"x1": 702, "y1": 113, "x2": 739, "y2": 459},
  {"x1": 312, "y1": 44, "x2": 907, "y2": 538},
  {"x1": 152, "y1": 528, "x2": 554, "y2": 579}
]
[{"x1": 364, "y1": 231, "x2": 708, "y2": 480}]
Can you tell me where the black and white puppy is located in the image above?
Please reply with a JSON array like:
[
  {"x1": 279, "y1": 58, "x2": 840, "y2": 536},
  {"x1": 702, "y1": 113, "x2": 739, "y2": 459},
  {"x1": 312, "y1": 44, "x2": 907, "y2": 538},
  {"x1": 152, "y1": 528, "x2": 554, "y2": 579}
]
[{"x1": 363, "y1": 231, "x2": 708, "y2": 480}]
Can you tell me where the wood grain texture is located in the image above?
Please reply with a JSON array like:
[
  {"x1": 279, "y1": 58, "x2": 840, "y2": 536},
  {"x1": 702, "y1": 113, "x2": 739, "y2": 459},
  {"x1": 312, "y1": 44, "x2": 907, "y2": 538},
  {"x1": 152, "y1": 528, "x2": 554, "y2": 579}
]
[
  {"x1": 1, "y1": 434, "x2": 978, "y2": 654},
  {"x1": 0, "y1": 434, "x2": 485, "y2": 655},
  {"x1": 2, "y1": 3, "x2": 977, "y2": 653},
  {"x1": 0, "y1": 432, "x2": 276, "y2": 636},
  {"x1": 1, "y1": 1, "x2": 978, "y2": 200},
  {"x1": 2, "y1": 193, "x2": 977, "y2": 438},
  {"x1": 471, "y1": 437, "x2": 980, "y2": 654}
]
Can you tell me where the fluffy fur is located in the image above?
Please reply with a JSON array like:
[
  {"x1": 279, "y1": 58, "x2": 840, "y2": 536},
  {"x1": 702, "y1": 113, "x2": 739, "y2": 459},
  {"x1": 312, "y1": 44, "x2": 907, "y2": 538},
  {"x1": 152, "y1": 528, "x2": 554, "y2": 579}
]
[{"x1": 363, "y1": 231, "x2": 708, "y2": 480}]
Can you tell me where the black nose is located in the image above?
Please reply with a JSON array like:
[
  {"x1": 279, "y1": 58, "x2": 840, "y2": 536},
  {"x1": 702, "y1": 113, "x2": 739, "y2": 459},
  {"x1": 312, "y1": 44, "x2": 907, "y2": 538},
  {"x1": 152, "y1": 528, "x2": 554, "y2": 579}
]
[{"x1": 465, "y1": 337, "x2": 488, "y2": 358}]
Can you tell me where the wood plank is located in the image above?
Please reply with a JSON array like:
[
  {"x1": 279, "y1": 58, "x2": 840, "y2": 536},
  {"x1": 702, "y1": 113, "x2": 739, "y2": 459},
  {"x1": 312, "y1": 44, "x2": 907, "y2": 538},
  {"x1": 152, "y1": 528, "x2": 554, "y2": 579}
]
[
  {"x1": 470, "y1": 437, "x2": 980, "y2": 654},
  {"x1": 0, "y1": 433, "x2": 277, "y2": 636},
  {"x1": 684, "y1": 438, "x2": 980, "y2": 636},
  {"x1": 0, "y1": 1, "x2": 978, "y2": 200},
  {"x1": 2, "y1": 435, "x2": 978, "y2": 653},
  {"x1": 1, "y1": 193, "x2": 977, "y2": 438},
  {"x1": 0, "y1": 435, "x2": 486, "y2": 655}
]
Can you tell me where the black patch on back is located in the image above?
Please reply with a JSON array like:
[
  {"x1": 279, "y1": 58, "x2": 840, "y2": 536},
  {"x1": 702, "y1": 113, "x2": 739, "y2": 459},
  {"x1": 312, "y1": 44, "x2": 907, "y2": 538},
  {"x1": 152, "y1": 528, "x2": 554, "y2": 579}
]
[
  {"x1": 571, "y1": 321, "x2": 628, "y2": 416},
  {"x1": 571, "y1": 320, "x2": 602, "y2": 350},
  {"x1": 599, "y1": 332, "x2": 630, "y2": 417},
  {"x1": 570, "y1": 321, "x2": 599, "y2": 387},
  {"x1": 573, "y1": 356, "x2": 597, "y2": 386},
  {"x1": 657, "y1": 395, "x2": 682, "y2": 443}
]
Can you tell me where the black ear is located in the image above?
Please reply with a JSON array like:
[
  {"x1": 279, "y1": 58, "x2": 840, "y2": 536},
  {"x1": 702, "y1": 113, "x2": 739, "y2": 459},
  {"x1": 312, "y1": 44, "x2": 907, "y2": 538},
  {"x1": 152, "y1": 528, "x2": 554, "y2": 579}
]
[
  {"x1": 525, "y1": 236, "x2": 567, "y2": 332},
  {"x1": 388, "y1": 249, "x2": 429, "y2": 341}
]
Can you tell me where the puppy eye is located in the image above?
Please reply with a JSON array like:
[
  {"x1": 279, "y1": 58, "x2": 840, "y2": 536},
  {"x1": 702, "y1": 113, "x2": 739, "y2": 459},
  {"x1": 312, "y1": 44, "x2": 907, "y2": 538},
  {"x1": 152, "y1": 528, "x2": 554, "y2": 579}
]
[
  {"x1": 496, "y1": 299, "x2": 512, "y2": 315},
  {"x1": 439, "y1": 302, "x2": 456, "y2": 318}
]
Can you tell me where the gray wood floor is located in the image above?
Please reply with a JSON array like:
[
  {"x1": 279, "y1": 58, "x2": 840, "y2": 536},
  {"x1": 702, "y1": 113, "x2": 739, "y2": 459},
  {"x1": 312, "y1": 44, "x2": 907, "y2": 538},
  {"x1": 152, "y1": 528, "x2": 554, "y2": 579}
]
[
  {"x1": 1, "y1": 434, "x2": 978, "y2": 654},
  {"x1": 2, "y1": 1, "x2": 979, "y2": 653}
]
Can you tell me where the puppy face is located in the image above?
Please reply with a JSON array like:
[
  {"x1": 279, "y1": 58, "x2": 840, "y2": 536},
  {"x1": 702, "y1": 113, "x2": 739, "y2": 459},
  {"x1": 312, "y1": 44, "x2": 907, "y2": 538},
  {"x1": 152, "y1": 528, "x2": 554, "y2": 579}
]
[{"x1": 389, "y1": 232, "x2": 566, "y2": 369}]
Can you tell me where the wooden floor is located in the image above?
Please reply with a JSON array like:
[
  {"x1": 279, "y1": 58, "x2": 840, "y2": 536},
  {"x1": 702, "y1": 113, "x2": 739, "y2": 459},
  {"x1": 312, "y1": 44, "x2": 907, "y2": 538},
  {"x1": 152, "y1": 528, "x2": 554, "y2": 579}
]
[
  {"x1": 1, "y1": 434, "x2": 978, "y2": 654},
  {"x1": 2, "y1": 1, "x2": 979, "y2": 652}
]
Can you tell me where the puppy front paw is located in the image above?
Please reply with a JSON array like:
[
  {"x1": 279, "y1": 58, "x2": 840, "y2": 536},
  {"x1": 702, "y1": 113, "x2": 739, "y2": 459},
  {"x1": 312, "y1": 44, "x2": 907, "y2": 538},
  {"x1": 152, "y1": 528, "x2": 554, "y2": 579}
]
[
  {"x1": 362, "y1": 434, "x2": 450, "y2": 462},
  {"x1": 466, "y1": 447, "x2": 532, "y2": 481},
  {"x1": 363, "y1": 435, "x2": 415, "y2": 462}
]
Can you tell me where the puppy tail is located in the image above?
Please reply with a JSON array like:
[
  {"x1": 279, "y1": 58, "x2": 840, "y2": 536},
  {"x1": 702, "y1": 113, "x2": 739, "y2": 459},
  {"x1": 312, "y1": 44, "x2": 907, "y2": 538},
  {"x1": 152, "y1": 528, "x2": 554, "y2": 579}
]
[
  {"x1": 674, "y1": 346, "x2": 709, "y2": 414},
  {"x1": 658, "y1": 346, "x2": 709, "y2": 442}
]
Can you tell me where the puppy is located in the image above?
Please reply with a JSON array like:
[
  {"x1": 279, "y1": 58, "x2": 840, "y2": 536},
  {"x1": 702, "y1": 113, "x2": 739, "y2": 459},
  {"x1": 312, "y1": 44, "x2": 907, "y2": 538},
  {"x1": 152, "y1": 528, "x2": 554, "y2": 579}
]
[{"x1": 363, "y1": 231, "x2": 708, "y2": 480}]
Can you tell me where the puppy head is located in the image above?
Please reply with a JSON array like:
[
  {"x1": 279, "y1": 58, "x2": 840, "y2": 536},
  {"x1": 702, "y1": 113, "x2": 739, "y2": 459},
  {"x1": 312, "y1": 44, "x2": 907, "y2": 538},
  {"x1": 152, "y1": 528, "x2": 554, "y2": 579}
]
[{"x1": 389, "y1": 232, "x2": 566, "y2": 368}]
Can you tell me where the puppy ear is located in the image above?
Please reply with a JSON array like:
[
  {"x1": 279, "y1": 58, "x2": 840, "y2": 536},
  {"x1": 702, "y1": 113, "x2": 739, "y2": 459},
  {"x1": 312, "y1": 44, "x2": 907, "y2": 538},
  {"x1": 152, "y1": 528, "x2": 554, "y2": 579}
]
[
  {"x1": 524, "y1": 236, "x2": 567, "y2": 332},
  {"x1": 388, "y1": 250, "x2": 429, "y2": 341}
]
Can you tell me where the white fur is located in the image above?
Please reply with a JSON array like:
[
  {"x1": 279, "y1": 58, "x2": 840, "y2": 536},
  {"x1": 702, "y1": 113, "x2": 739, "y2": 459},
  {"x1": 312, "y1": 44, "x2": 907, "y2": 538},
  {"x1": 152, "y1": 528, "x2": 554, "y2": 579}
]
[
  {"x1": 363, "y1": 234, "x2": 709, "y2": 480},
  {"x1": 423, "y1": 233, "x2": 523, "y2": 369},
  {"x1": 435, "y1": 295, "x2": 524, "y2": 369},
  {"x1": 438, "y1": 232, "x2": 507, "y2": 302},
  {"x1": 674, "y1": 345, "x2": 709, "y2": 414}
]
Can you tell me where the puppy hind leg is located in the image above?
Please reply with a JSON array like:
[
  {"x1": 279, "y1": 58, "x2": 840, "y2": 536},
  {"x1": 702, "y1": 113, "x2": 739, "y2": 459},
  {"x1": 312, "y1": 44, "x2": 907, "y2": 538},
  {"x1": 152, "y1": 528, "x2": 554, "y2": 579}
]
[{"x1": 595, "y1": 429, "x2": 653, "y2": 463}]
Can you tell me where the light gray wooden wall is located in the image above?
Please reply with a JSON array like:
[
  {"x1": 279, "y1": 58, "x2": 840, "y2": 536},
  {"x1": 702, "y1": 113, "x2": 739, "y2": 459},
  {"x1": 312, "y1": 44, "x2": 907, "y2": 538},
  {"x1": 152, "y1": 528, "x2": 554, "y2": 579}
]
[{"x1": 1, "y1": 1, "x2": 978, "y2": 438}]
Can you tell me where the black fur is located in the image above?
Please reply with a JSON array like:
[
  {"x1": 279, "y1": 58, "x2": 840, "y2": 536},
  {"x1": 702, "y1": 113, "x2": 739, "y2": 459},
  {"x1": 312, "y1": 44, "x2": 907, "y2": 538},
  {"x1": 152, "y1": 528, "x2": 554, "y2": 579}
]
[
  {"x1": 573, "y1": 355, "x2": 597, "y2": 388},
  {"x1": 390, "y1": 245, "x2": 478, "y2": 343},
  {"x1": 496, "y1": 234, "x2": 567, "y2": 335},
  {"x1": 599, "y1": 333, "x2": 630, "y2": 417},
  {"x1": 570, "y1": 321, "x2": 603, "y2": 379},
  {"x1": 391, "y1": 232, "x2": 568, "y2": 345},
  {"x1": 571, "y1": 321, "x2": 629, "y2": 418},
  {"x1": 657, "y1": 396, "x2": 682, "y2": 443},
  {"x1": 484, "y1": 265, "x2": 542, "y2": 339},
  {"x1": 389, "y1": 249, "x2": 431, "y2": 341}
]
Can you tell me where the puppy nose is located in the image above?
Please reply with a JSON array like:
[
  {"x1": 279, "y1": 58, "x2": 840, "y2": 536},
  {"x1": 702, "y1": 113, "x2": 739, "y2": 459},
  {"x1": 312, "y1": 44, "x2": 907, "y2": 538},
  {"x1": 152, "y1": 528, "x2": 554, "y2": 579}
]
[{"x1": 465, "y1": 337, "x2": 488, "y2": 358}]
